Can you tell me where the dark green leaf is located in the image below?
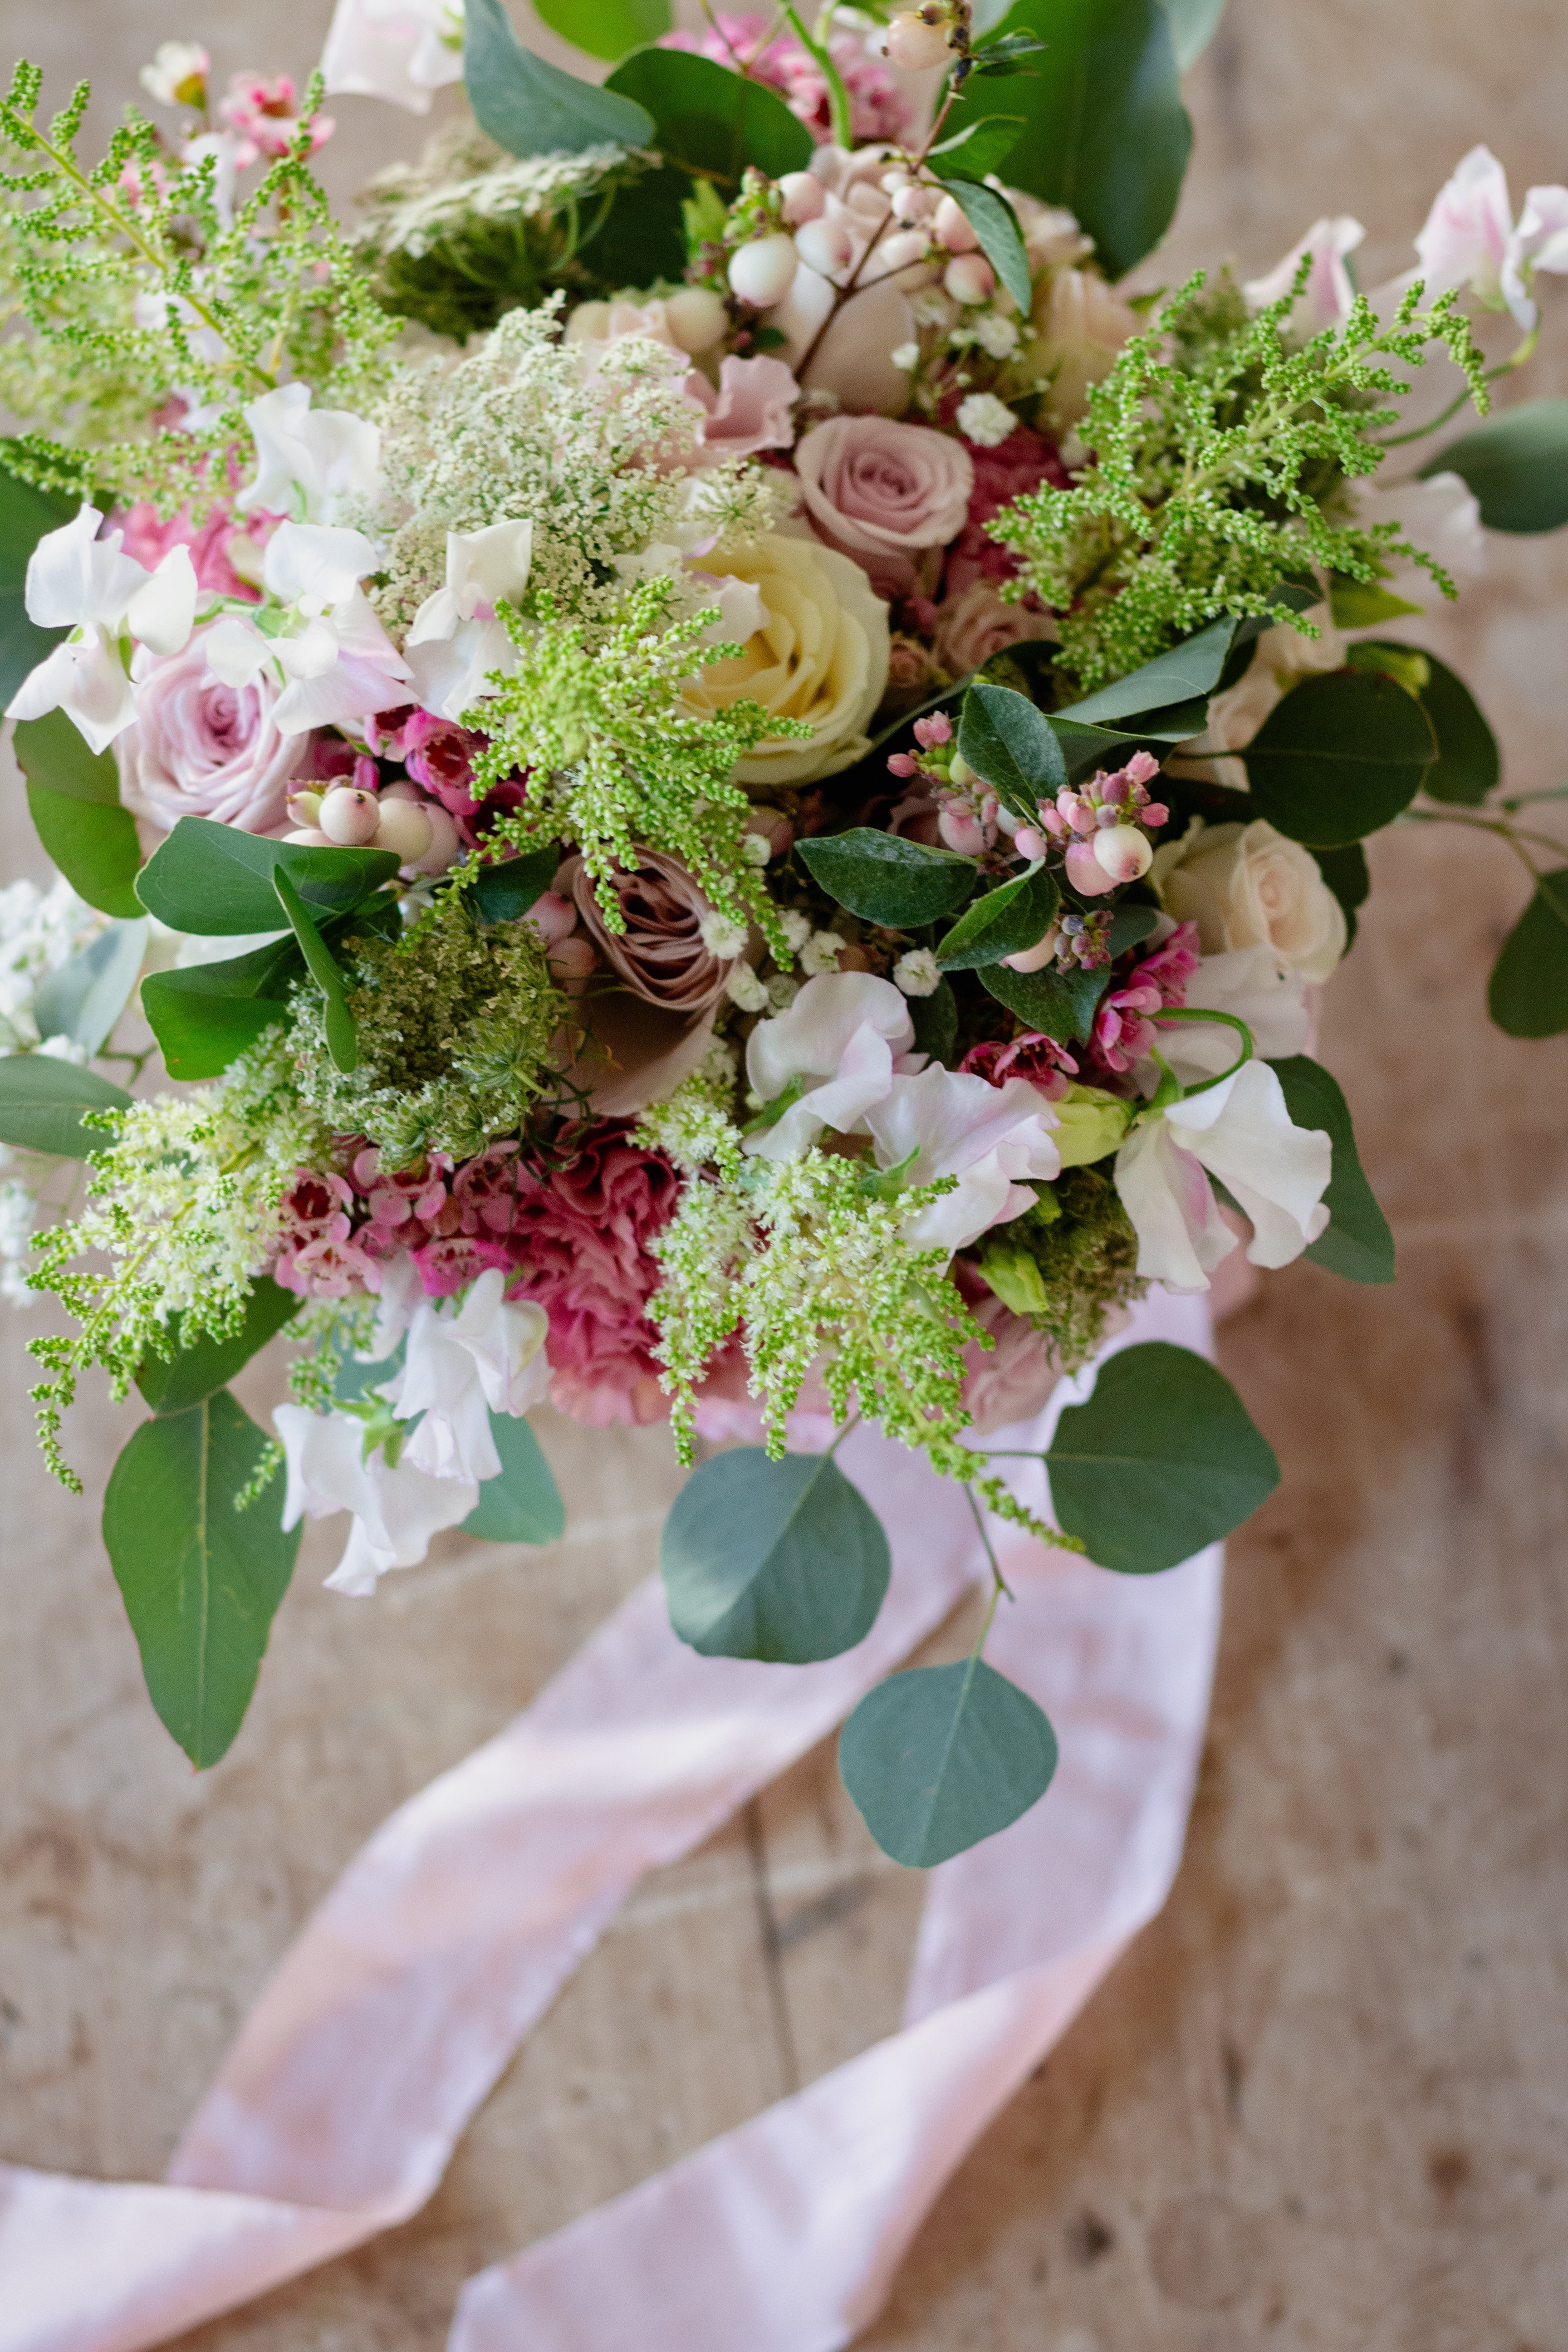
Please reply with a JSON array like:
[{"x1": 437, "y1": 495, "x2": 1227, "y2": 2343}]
[
  {"x1": 1160, "y1": 0, "x2": 1227, "y2": 69},
  {"x1": 462, "y1": 1411, "x2": 566, "y2": 1543},
  {"x1": 1407, "y1": 651, "x2": 1499, "y2": 806},
  {"x1": 103, "y1": 1389, "x2": 299, "y2": 1768},
  {"x1": 135, "y1": 1277, "x2": 302, "y2": 1416},
  {"x1": 928, "y1": 115, "x2": 1026, "y2": 176},
  {"x1": 937, "y1": 863, "x2": 1059, "y2": 970},
  {"x1": 944, "y1": 0, "x2": 1191, "y2": 281},
  {"x1": 31, "y1": 919, "x2": 147, "y2": 1055},
  {"x1": 796, "y1": 828, "x2": 978, "y2": 927},
  {"x1": 1422, "y1": 397, "x2": 1568, "y2": 533},
  {"x1": 981, "y1": 957, "x2": 1107, "y2": 1043},
  {"x1": 1046, "y1": 1339, "x2": 1279, "y2": 1573},
  {"x1": 1327, "y1": 574, "x2": 1422, "y2": 628},
  {"x1": 660, "y1": 1447, "x2": 891, "y2": 1663},
  {"x1": 605, "y1": 45, "x2": 813, "y2": 180},
  {"x1": 934, "y1": 176, "x2": 1032, "y2": 314},
  {"x1": 580, "y1": 162, "x2": 689, "y2": 289},
  {"x1": 1055, "y1": 615, "x2": 1236, "y2": 727},
  {"x1": 464, "y1": 0, "x2": 656, "y2": 154},
  {"x1": 1312, "y1": 841, "x2": 1369, "y2": 948},
  {"x1": 532, "y1": 0, "x2": 670, "y2": 62},
  {"x1": 1105, "y1": 901, "x2": 1160, "y2": 957},
  {"x1": 273, "y1": 867, "x2": 358, "y2": 1074},
  {"x1": 0, "y1": 1053, "x2": 131, "y2": 1156},
  {"x1": 1242, "y1": 670, "x2": 1436, "y2": 846},
  {"x1": 24, "y1": 783, "x2": 144, "y2": 920},
  {"x1": 910, "y1": 975, "x2": 959, "y2": 1065},
  {"x1": 135, "y1": 816, "x2": 398, "y2": 935},
  {"x1": 472, "y1": 844, "x2": 562, "y2": 923},
  {"x1": 958, "y1": 679, "x2": 1067, "y2": 818},
  {"x1": 1267, "y1": 1055, "x2": 1394, "y2": 1284},
  {"x1": 0, "y1": 468, "x2": 74, "y2": 706},
  {"x1": 1488, "y1": 868, "x2": 1568, "y2": 1038},
  {"x1": 141, "y1": 944, "x2": 294, "y2": 1080},
  {"x1": 839, "y1": 1658, "x2": 1058, "y2": 1867}
]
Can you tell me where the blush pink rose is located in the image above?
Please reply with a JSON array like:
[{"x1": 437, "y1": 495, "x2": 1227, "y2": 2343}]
[
  {"x1": 117, "y1": 624, "x2": 303, "y2": 834},
  {"x1": 795, "y1": 415, "x2": 974, "y2": 598},
  {"x1": 687, "y1": 354, "x2": 799, "y2": 460},
  {"x1": 931, "y1": 582, "x2": 1058, "y2": 679}
]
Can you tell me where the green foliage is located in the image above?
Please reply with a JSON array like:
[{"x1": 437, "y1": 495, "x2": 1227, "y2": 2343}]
[
  {"x1": 1160, "y1": 0, "x2": 1228, "y2": 70},
  {"x1": 981, "y1": 957, "x2": 1107, "y2": 1044},
  {"x1": 31, "y1": 919, "x2": 145, "y2": 1056},
  {"x1": 135, "y1": 1276, "x2": 301, "y2": 1416},
  {"x1": 1312, "y1": 842, "x2": 1370, "y2": 946},
  {"x1": 957, "y1": 680, "x2": 1067, "y2": 820},
  {"x1": 135, "y1": 818, "x2": 399, "y2": 935},
  {"x1": 14, "y1": 709, "x2": 143, "y2": 917},
  {"x1": 1488, "y1": 868, "x2": 1568, "y2": 1038},
  {"x1": 273, "y1": 868, "x2": 359, "y2": 1076},
  {"x1": 534, "y1": 0, "x2": 672, "y2": 63},
  {"x1": 605, "y1": 45, "x2": 813, "y2": 181},
  {"x1": 0, "y1": 62, "x2": 397, "y2": 514},
  {"x1": 464, "y1": 0, "x2": 656, "y2": 156},
  {"x1": 462, "y1": 1412, "x2": 567, "y2": 1543},
  {"x1": 945, "y1": 0, "x2": 1190, "y2": 282},
  {"x1": 993, "y1": 273, "x2": 1488, "y2": 694},
  {"x1": 1423, "y1": 397, "x2": 1568, "y2": 533},
  {"x1": 794, "y1": 830, "x2": 978, "y2": 928},
  {"x1": 0, "y1": 468, "x2": 72, "y2": 702},
  {"x1": 1242, "y1": 669, "x2": 1436, "y2": 846},
  {"x1": 1269, "y1": 1056, "x2": 1394, "y2": 1284},
  {"x1": 839, "y1": 1658, "x2": 1058, "y2": 1867},
  {"x1": 975, "y1": 1164, "x2": 1145, "y2": 1368},
  {"x1": 1052, "y1": 613, "x2": 1238, "y2": 727},
  {"x1": 102, "y1": 1388, "x2": 299, "y2": 1767},
  {"x1": 141, "y1": 938, "x2": 296, "y2": 1081},
  {"x1": 472, "y1": 844, "x2": 563, "y2": 923},
  {"x1": 1045, "y1": 1340, "x2": 1279, "y2": 1572},
  {"x1": 936, "y1": 864, "x2": 1060, "y2": 971},
  {"x1": 933, "y1": 176, "x2": 1031, "y2": 314},
  {"x1": 927, "y1": 115, "x2": 1025, "y2": 178},
  {"x1": 1406, "y1": 652, "x2": 1500, "y2": 805},
  {"x1": 660, "y1": 1447, "x2": 891, "y2": 1661},
  {"x1": 0, "y1": 1052, "x2": 130, "y2": 1156}
]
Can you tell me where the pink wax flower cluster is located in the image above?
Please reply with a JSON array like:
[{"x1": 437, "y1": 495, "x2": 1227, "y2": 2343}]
[
  {"x1": 1081, "y1": 921, "x2": 1201, "y2": 1086},
  {"x1": 219, "y1": 73, "x2": 335, "y2": 167},
  {"x1": 661, "y1": 16, "x2": 910, "y2": 144}
]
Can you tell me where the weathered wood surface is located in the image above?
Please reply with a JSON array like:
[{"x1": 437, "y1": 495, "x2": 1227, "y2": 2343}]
[{"x1": 2, "y1": 1, "x2": 1568, "y2": 2343}]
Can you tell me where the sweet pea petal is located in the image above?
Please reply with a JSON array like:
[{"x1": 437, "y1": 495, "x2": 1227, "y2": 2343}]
[
  {"x1": 24, "y1": 506, "x2": 149, "y2": 631},
  {"x1": 263, "y1": 519, "x2": 382, "y2": 612},
  {"x1": 1114, "y1": 1115, "x2": 1236, "y2": 1293},
  {"x1": 7, "y1": 628, "x2": 139, "y2": 754},
  {"x1": 1164, "y1": 1059, "x2": 1332, "y2": 1269},
  {"x1": 125, "y1": 544, "x2": 198, "y2": 657}
]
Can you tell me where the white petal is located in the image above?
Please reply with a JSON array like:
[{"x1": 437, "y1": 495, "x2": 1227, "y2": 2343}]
[
  {"x1": 125, "y1": 544, "x2": 197, "y2": 656},
  {"x1": 1165, "y1": 1060, "x2": 1332, "y2": 1269},
  {"x1": 264, "y1": 519, "x2": 381, "y2": 611},
  {"x1": 1114, "y1": 1117, "x2": 1235, "y2": 1293},
  {"x1": 24, "y1": 506, "x2": 148, "y2": 631},
  {"x1": 446, "y1": 517, "x2": 534, "y2": 610},
  {"x1": 746, "y1": 971, "x2": 913, "y2": 1104},
  {"x1": 10, "y1": 629, "x2": 140, "y2": 754},
  {"x1": 202, "y1": 615, "x2": 274, "y2": 686}
]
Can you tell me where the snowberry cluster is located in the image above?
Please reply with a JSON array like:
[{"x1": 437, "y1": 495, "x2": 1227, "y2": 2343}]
[
  {"x1": 1012, "y1": 751, "x2": 1171, "y2": 896},
  {"x1": 286, "y1": 760, "x2": 462, "y2": 877}
]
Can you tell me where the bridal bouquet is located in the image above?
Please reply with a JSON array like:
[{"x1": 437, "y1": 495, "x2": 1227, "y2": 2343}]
[{"x1": 1, "y1": 0, "x2": 1564, "y2": 1863}]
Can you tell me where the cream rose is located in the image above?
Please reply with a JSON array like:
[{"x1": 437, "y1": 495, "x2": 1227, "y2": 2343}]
[
  {"x1": 1152, "y1": 818, "x2": 1348, "y2": 985},
  {"x1": 1009, "y1": 266, "x2": 1140, "y2": 430},
  {"x1": 681, "y1": 536, "x2": 890, "y2": 789}
]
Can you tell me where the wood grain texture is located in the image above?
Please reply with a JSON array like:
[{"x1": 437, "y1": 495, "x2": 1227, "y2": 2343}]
[{"x1": 1, "y1": 1, "x2": 1567, "y2": 2343}]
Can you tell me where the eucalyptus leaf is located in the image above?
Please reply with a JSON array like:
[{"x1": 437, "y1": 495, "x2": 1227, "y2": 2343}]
[
  {"x1": 981, "y1": 957, "x2": 1107, "y2": 1043},
  {"x1": 0, "y1": 1053, "x2": 131, "y2": 1156},
  {"x1": 1105, "y1": 902, "x2": 1161, "y2": 957},
  {"x1": 796, "y1": 829, "x2": 978, "y2": 927},
  {"x1": 464, "y1": 0, "x2": 656, "y2": 154},
  {"x1": 141, "y1": 941, "x2": 294, "y2": 1080},
  {"x1": 0, "y1": 468, "x2": 74, "y2": 706},
  {"x1": 1242, "y1": 670, "x2": 1436, "y2": 846},
  {"x1": 934, "y1": 176, "x2": 1032, "y2": 314},
  {"x1": 838, "y1": 1658, "x2": 1058, "y2": 1867},
  {"x1": 12, "y1": 707, "x2": 122, "y2": 804},
  {"x1": 1269, "y1": 1056, "x2": 1394, "y2": 1284},
  {"x1": 135, "y1": 1277, "x2": 302, "y2": 1416},
  {"x1": 472, "y1": 844, "x2": 563, "y2": 923},
  {"x1": 1045, "y1": 1339, "x2": 1279, "y2": 1573},
  {"x1": 1312, "y1": 841, "x2": 1369, "y2": 948},
  {"x1": 937, "y1": 863, "x2": 1059, "y2": 970},
  {"x1": 958, "y1": 679, "x2": 1067, "y2": 817},
  {"x1": 1403, "y1": 650, "x2": 1499, "y2": 807},
  {"x1": 136, "y1": 817, "x2": 398, "y2": 936},
  {"x1": 928, "y1": 115, "x2": 1025, "y2": 176},
  {"x1": 462, "y1": 1412, "x2": 566, "y2": 1544},
  {"x1": 605, "y1": 45, "x2": 813, "y2": 181},
  {"x1": 1488, "y1": 868, "x2": 1568, "y2": 1038},
  {"x1": 273, "y1": 867, "x2": 358, "y2": 1074},
  {"x1": 1160, "y1": 0, "x2": 1227, "y2": 69},
  {"x1": 31, "y1": 919, "x2": 147, "y2": 1055},
  {"x1": 1055, "y1": 615, "x2": 1237, "y2": 727},
  {"x1": 24, "y1": 784, "x2": 144, "y2": 920},
  {"x1": 103, "y1": 1389, "x2": 299, "y2": 1768},
  {"x1": 531, "y1": 0, "x2": 670, "y2": 62},
  {"x1": 660, "y1": 1447, "x2": 891, "y2": 1663},
  {"x1": 1422, "y1": 397, "x2": 1568, "y2": 534}
]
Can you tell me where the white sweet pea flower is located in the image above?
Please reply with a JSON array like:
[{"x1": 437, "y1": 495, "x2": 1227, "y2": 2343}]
[
  {"x1": 274, "y1": 1402, "x2": 478, "y2": 1597},
  {"x1": 6, "y1": 505, "x2": 197, "y2": 754},
  {"x1": 405, "y1": 519, "x2": 534, "y2": 721},
  {"x1": 1411, "y1": 146, "x2": 1568, "y2": 332},
  {"x1": 263, "y1": 519, "x2": 383, "y2": 613},
  {"x1": 1245, "y1": 215, "x2": 1366, "y2": 332},
  {"x1": 384, "y1": 1268, "x2": 551, "y2": 1485},
  {"x1": 205, "y1": 520, "x2": 410, "y2": 735},
  {"x1": 236, "y1": 383, "x2": 383, "y2": 522},
  {"x1": 1145, "y1": 947, "x2": 1310, "y2": 1089},
  {"x1": 862, "y1": 1068, "x2": 1061, "y2": 1254},
  {"x1": 322, "y1": 0, "x2": 466, "y2": 114},
  {"x1": 140, "y1": 39, "x2": 209, "y2": 108},
  {"x1": 1114, "y1": 1059, "x2": 1331, "y2": 1294},
  {"x1": 745, "y1": 972, "x2": 917, "y2": 1161}
]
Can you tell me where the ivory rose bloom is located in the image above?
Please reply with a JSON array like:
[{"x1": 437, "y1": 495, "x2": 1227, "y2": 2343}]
[
  {"x1": 794, "y1": 414, "x2": 973, "y2": 598},
  {"x1": 117, "y1": 626, "x2": 302, "y2": 833},
  {"x1": 681, "y1": 536, "x2": 889, "y2": 787},
  {"x1": 1153, "y1": 818, "x2": 1348, "y2": 985}
]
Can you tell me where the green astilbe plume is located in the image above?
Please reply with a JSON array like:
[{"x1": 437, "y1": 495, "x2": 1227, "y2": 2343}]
[
  {"x1": 992, "y1": 268, "x2": 1490, "y2": 693},
  {"x1": 0, "y1": 60, "x2": 398, "y2": 511}
]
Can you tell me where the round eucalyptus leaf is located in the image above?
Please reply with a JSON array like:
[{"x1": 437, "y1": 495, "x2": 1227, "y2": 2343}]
[
  {"x1": 1243, "y1": 670, "x2": 1435, "y2": 846},
  {"x1": 661, "y1": 1447, "x2": 891, "y2": 1663},
  {"x1": 1489, "y1": 869, "x2": 1568, "y2": 1038},
  {"x1": 839, "y1": 1659, "x2": 1058, "y2": 1867}
]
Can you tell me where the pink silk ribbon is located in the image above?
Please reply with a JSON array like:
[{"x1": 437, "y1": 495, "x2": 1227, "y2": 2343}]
[{"x1": 0, "y1": 1289, "x2": 1221, "y2": 2352}]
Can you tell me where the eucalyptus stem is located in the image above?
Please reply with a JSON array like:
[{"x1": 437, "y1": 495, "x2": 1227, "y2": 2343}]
[{"x1": 1403, "y1": 803, "x2": 1568, "y2": 876}]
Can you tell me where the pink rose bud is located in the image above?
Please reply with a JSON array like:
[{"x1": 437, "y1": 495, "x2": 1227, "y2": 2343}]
[
  {"x1": 885, "y1": 10, "x2": 954, "y2": 70},
  {"x1": 795, "y1": 216, "x2": 855, "y2": 278},
  {"x1": 938, "y1": 803, "x2": 988, "y2": 857},
  {"x1": 778, "y1": 171, "x2": 826, "y2": 226},
  {"x1": 318, "y1": 785, "x2": 382, "y2": 846},
  {"x1": 1142, "y1": 802, "x2": 1170, "y2": 827},
  {"x1": 522, "y1": 889, "x2": 577, "y2": 946},
  {"x1": 933, "y1": 193, "x2": 980, "y2": 254},
  {"x1": 728, "y1": 233, "x2": 798, "y2": 308},
  {"x1": 1093, "y1": 823, "x2": 1155, "y2": 883},
  {"x1": 1014, "y1": 824, "x2": 1048, "y2": 860},
  {"x1": 1065, "y1": 839, "x2": 1118, "y2": 896},
  {"x1": 943, "y1": 253, "x2": 995, "y2": 305}
]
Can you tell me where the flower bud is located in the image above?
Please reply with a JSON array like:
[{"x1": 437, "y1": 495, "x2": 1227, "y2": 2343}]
[
  {"x1": 1093, "y1": 823, "x2": 1154, "y2": 883},
  {"x1": 728, "y1": 233, "x2": 798, "y2": 309},
  {"x1": 1013, "y1": 824, "x2": 1048, "y2": 861},
  {"x1": 779, "y1": 171, "x2": 826, "y2": 226},
  {"x1": 318, "y1": 785, "x2": 382, "y2": 846},
  {"x1": 938, "y1": 803, "x2": 987, "y2": 857},
  {"x1": 1064, "y1": 838, "x2": 1117, "y2": 896},
  {"x1": 933, "y1": 194, "x2": 980, "y2": 254},
  {"x1": 372, "y1": 798, "x2": 434, "y2": 864},
  {"x1": 522, "y1": 889, "x2": 577, "y2": 946},
  {"x1": 407, "y1": 803, "x2": 461, "y2": 877},
  {"x1": 549, "y1": 935, "x2": 597, "y2": 995},
  {"x1": 662, "y1": 285, "x2": 729, "y2": 353},
  {"x1": 878, "y1": 227, "x2": 932, "y2": 273},
  {"x1": 794, "y1": 216, "x2": 855, "y2": 278},
  {"x1": 1002, "y1": 929, "x2": 1061, "y2": 973},
  {"x1": 284, "y1": 826, "x2": 331, "y2": 848},
  {"x1": 885, "y1": 11, "x2": 954, "y2": 70},
  {"x1": 944, "y1": 252, "x2": 996, "y2": 305},
  {"x1": 892, "y1": 181, "x2": 939, "y2": 225},
  {"x1": 286, "y1": 788, "x2": 323, "y2": 827},
  {"x1": 948, "y1": 751, "x2": 977, "y2": 787}
]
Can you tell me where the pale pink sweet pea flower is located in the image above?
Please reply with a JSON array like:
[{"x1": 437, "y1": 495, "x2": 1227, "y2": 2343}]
[
  {"x1": 745, "y1": 970, "x2": 917, "y2": 1161},
  {"x1": 6, "y1": 505, "x2": 198, "y2": 753},
  {"x1": 1505, "y1": 184, "x2": 1568, "y2": 321},
  {"x1": 1114, "y1": 1059, "x2": 1331, "y2": 1294},
  {"x1": 385, "y1": 1266, "x2": 551, "y2": 1486},
  {"x1": 321, "y1": 0, "x2": 466, "y2": 113},
  {"x1": 1244, "y1": 215, "x2": 1366, "y2": 332},
  {"x1": 405, "y1": 518, "x2": 533, "y2": 721},
  {"x1": 686, "y1": 355, "x2": 800, "y2": 460},
  {"x1": 862, "y1": 1067, "x2": 1062, "y2": 1254},
  {"x1": 274, "y1": 1402, "x2": 478, "y2": 1596},
  {"x1": 1415, "y1": 145, "x2": 1533, "y2": 327},
  {"x1": 236, "y1": 383, "x2": 382, "y2": 523}
]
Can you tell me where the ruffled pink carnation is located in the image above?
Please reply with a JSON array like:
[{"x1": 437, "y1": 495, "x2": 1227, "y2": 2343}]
[
  {"x1": 942, "y1": 421, "x2": 1071, "y2": 599},
  {"x1": 661, "y1": 16, "x2": 909, "y2": 142},
  {"x1": 503, "y1": 1127, "x2": 681, "y2": 1427}
]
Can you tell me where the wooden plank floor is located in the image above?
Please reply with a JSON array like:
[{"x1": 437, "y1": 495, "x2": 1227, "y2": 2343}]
[{"x1": 2, "y1": 2, "x2": 1567, "y2": 2343}]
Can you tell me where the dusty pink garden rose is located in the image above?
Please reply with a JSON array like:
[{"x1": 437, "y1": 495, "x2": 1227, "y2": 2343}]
[
  {"x1": 556, "y1": 849, "x2": 736, "y2": 1015},
  {"x1": 117, "y1": 624, "x2": 302, "y2": 833},
  {"x1": 956, "y1": 1283, "x2": 1064, "y2": 1436},
  {"x1": 795, "y1": 415, "x2": 974, "y2": 599},
  {"x1": 932, "y1": 582, "x2": 1057, "y2": 678},
  {"x1": 686, "y1": 353, "x2": 799, "y2": 460}
]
